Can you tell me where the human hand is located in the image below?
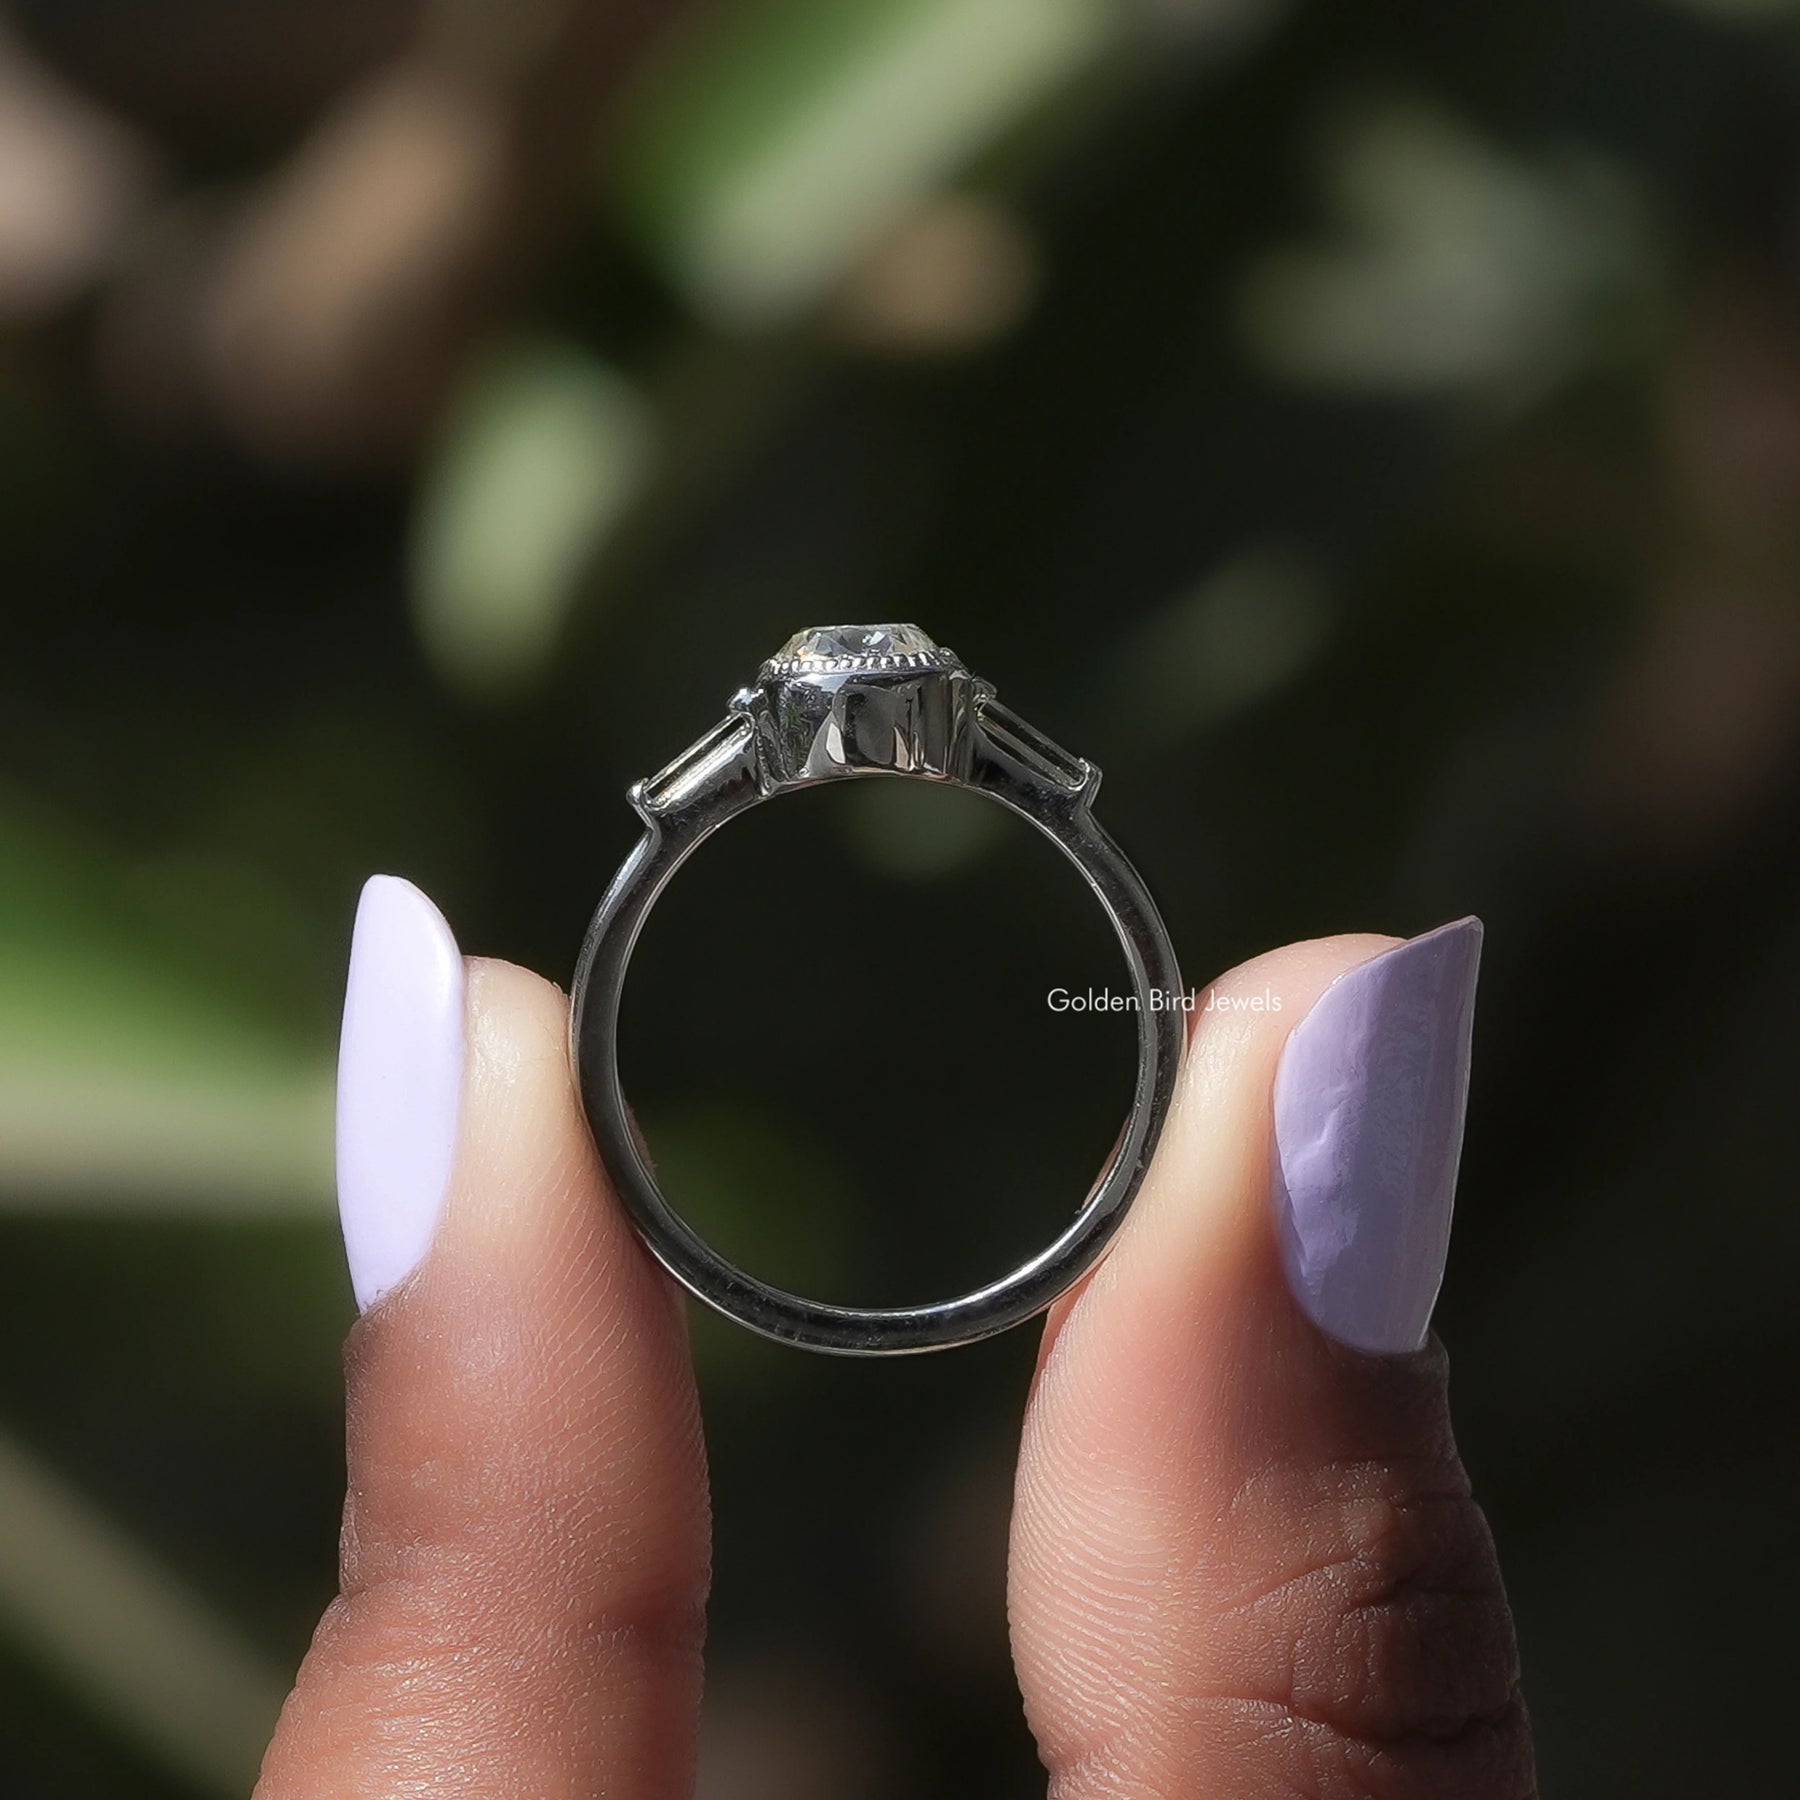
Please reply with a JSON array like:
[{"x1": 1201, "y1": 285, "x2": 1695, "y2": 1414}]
[{"x1": 254, "y1": 878, "x2": 1533, "y2": 1798}]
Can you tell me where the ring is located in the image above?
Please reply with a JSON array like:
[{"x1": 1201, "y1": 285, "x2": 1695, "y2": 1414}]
[{"x1": 570, "y1": 624, "x2": 1184, "y2": 1355}]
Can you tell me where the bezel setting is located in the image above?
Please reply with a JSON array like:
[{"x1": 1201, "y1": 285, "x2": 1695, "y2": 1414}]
[{"x1": 747, "y1": 622, "x2": 976, "y2": 788}]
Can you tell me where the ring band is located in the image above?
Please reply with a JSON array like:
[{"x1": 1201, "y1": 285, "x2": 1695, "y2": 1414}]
[{"x1": 570, "y1": 624, "x2": 1184, "y2": 1355}]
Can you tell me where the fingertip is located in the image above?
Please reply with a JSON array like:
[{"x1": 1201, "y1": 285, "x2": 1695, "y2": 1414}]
[
  {"x1": 336, "y1": 874, "x2": 466, "y2": 1312},
  {"x1": 460, "y1": 955, "x2": 572, "y2": 1101},
  {"x1": 1028, "y1": 932, "x2": 1402, "y2": 1386},
  {"x1": 1100, "y1": 931, "x2": 1402, "y2": 1307},
  {"x1": 1271, "y1": 917, "x2": 1484, "y2": 1353},
  {"x1": 432, "y1": 952, "x2": 682, "y2": 1336}
]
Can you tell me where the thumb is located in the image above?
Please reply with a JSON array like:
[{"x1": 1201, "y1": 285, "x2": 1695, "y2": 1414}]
[{"x1": 1009, "y1": 923, "x2": 1536, "y2": 1799}]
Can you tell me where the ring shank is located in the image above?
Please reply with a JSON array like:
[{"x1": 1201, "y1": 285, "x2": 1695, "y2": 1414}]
[{"x1": 570, "y1": 717, "x2": 1184, "y2": 1355}]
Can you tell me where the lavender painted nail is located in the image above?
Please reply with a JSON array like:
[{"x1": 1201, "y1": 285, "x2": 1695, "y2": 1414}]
[
  {"x1": 335, "y1": 875, "x2": 465, "y2": 1311},
  {"x1": 1271, "y1": 918, "x2": 1483, "y2": 1354}
]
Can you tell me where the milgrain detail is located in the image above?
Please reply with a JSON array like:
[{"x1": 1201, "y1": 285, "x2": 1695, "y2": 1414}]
[{"x1": 759, "y1": 648, "x2": 964, "y2": 677}]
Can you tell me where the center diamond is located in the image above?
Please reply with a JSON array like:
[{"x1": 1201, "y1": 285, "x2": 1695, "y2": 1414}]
[{"x1": 778, "y1": 623, "x2": 938, "y2": 663}]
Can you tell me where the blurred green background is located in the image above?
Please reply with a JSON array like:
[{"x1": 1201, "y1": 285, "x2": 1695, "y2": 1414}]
[{"x1": 2, "y1": 0, "x2": 1797, "y2": 1792}]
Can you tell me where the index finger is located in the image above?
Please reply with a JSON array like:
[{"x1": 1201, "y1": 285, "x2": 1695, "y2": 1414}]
[{"x1": 255, "y1": 878, "x2": 710, "y2": 1800}]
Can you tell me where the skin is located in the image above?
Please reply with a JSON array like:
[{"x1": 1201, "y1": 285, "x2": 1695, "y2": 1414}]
[{"x1": 254, "y1": 939, "x2": 1536, "y2": 1799}]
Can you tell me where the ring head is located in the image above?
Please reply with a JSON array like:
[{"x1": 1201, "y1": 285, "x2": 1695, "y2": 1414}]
[{"x1": 752, "y1": 623, "x2": 973, "y2": 787}]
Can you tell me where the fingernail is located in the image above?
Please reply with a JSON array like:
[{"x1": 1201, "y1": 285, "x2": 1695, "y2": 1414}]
[
  {"x1": 1270, "y1": 917, "x2": 1483, "y2": 1354},
  {"x1": 335, "y1": 875, "x2": 465, "y2": 1311}
]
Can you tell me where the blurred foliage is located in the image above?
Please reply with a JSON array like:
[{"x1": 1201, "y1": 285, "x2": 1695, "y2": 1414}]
[{"x1": 2, "y1": 0, "x2": 1799, "y2": 1794}]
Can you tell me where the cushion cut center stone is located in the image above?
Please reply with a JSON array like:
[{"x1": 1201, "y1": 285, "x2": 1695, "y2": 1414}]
[{"x1": 779, "y1": 623, "x2": 937, "y2": 662}]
